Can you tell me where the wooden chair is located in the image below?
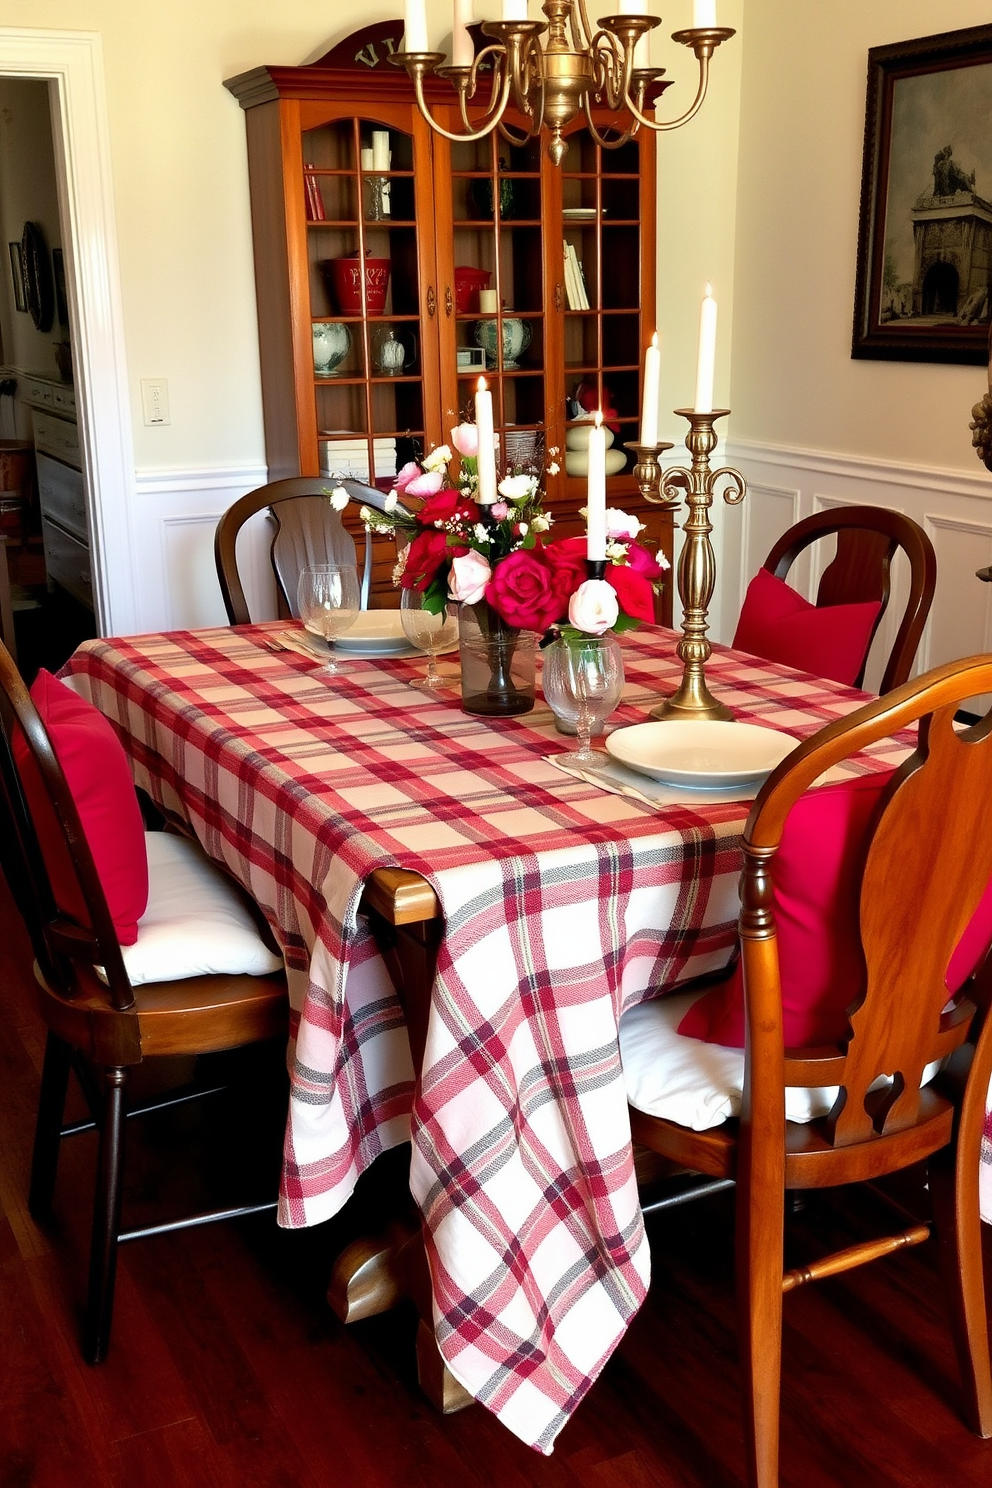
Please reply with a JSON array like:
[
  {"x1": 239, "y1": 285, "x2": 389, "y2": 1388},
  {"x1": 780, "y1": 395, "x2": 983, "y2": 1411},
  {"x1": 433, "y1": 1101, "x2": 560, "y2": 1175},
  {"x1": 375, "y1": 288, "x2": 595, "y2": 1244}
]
[
  {"x1": 760, "y1": 506, "x2": 936, "y2": 692},
  {"x1": 624, "y1": 655, "x2": 992, "y2": 1488},
  {"x1": 0, "y1": 642, "x2": 288, "y2": 1363},
  {"x1": 214, "y1": 475, "x2": 409, "y2": 625}
]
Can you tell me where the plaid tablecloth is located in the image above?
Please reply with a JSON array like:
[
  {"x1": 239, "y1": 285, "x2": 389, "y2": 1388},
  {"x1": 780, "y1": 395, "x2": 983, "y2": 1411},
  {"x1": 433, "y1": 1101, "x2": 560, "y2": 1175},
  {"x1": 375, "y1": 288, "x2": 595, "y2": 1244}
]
[{"x1": 63, "y1": 624, "x2": 954, "y2": 1452}]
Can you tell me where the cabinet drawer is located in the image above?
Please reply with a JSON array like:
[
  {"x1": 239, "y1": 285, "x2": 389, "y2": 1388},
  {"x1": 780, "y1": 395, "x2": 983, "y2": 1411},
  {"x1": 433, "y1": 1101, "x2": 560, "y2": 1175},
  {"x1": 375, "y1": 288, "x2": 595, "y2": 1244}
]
[
  {"x1": 34, "y1": 409, "x2": 81, "y2": 468},
  {"x1": 37, "y1": 452, "x2": 88, "y2": 543},
  {"x1": 43, "y1": 518, "x2": 93, "y2": 610},
  {"x1": 22, "y1": 376, "x2": 56, "y2": 408}
]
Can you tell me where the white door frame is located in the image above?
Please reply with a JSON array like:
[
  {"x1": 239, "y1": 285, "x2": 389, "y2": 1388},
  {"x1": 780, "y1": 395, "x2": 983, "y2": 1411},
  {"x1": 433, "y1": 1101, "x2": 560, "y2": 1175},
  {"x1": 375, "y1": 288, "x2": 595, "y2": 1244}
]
[{"x1": 0, "y1": 28, "x2": 137, "y2": 635}]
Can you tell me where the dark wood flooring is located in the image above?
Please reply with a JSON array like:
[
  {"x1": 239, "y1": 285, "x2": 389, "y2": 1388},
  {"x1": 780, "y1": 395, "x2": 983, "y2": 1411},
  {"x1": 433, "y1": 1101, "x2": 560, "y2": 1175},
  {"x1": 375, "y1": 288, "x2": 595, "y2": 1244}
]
[{"x1": 2, "y1": 867, "x2": 992, "y2": 1488}]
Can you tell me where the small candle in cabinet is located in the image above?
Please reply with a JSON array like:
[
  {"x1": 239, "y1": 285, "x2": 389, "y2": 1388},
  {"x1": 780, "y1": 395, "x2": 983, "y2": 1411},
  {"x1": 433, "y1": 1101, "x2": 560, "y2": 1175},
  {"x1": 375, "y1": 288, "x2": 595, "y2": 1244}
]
[
  {"x1": 404, "y1": 0, "x2": 430, "y2": 51},
  {"x1": 475, "y1": 378, "x2": 498, "y2": 506},
  {"x1": 372, "y1": 132, "x2": 390, "y2": 171},
  {"x1": 586, "y1": 413, "x2": 607, "y2": 563},
  {"x1": 639, "y1": 331, "x2": 661, "y2": 447},
  {"x1": 478, "y1": 289, "x2": 499, "y2": 314},
  {"x1": 452, "y1": 0, "x2": 474, "y2": 66},
  {"x1": 693, "y1": 285, "x2": 717, "y2": 415}
]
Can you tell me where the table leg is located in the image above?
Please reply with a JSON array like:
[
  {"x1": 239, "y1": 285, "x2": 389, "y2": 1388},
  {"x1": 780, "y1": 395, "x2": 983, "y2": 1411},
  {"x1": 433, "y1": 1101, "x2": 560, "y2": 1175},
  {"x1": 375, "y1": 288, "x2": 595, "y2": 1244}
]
[{"x1": 327, "y1": 897, "x2": 473, "y2": 1416}]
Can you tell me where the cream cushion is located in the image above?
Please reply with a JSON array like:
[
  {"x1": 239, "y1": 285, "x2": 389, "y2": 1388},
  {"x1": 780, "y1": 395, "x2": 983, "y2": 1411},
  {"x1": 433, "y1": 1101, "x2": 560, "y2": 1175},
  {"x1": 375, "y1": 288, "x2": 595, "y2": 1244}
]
[
  {"x1": 620, "y1": 989, "x2": 940, "y2": 1132},
  {"x1": 110, "y1": 832, "x2": 284, "y2": 986}
]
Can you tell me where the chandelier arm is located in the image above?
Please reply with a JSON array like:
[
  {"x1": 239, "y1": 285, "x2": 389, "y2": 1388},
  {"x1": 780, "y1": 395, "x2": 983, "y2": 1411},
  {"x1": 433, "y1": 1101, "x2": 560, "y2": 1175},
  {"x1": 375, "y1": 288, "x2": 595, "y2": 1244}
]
[
  {"x1": 589, "y1": 28, "x2": 629, "y2": 113},
  {"x1": 581, "y1": 93, "x2": 638, "y2": 150},
  {"x1": 572, "y1": 0, "x2": 595, "y2": 50},
  {"x1": 411, "y1": 62, "x2": 515, "y2": 144},
  {"x1": 506, "y1": 30, "x2": 546, "y2": 121},
  {"x1": 624, "y1": 50, "x2": 711, "y2": 133},
  {"x1": 498, "y1": 115, "x2": 536, "y2": 148},
  {"x1": 455, "y1": 47, "x2": 511, "y2": 133}
]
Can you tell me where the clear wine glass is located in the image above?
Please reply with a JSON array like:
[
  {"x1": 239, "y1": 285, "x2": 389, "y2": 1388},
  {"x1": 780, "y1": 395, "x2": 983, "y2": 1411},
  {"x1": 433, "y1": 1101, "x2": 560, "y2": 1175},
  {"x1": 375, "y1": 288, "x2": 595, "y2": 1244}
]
[
  {"x1": 296, "y1": 564, "x2": 361, "y2": 676},
  {"x1": 542, "y1": 637, "x2": 624, "y2": 766},
  {"x1": 400, "y1": 589, "x2": 459, "y2": 692}
]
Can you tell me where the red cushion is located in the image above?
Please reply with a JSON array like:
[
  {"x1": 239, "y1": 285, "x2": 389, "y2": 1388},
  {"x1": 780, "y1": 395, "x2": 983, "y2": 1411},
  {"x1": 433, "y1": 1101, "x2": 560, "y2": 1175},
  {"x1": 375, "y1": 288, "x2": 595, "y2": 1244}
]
[
  {"x1": 733, "y1": 567, "x2": 881, "y2": 686},
  {"x1": 679, "y1": 768, "x2": 992, "y2": 1051},
  {"x1": 13, "y1": 671, "x2": 148, "y2": 944}
]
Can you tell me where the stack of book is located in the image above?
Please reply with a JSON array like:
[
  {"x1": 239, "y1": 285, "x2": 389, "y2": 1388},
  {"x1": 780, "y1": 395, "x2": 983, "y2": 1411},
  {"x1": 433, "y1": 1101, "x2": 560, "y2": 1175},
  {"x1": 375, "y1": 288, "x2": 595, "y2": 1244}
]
[
  {"x1": 319, "y1": 434, "x2": 397, "y2": 480},
  {"x1": 563, "y1": 241, "x2": 589, "y2": 310}
]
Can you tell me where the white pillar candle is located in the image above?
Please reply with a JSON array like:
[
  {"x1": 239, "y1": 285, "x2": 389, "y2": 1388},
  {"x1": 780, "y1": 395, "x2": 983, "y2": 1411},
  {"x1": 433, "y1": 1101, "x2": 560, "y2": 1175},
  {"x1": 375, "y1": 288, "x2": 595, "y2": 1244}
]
[
  {"x1": 372, "y1": 131, "x2": 390, "y2": 171},
  {"x1": 404, "y1": 0, "x2": 430, "y2": 51},
  {"x1": 586, "y1": 413, "x2": 607, "y2": 562},
  {"x1": 360, "y1": 147, "x2": 374, "y2": 171},
  {"x1": 452, "y1": 0, "x2": 474, "y2": 66},
  {"x1": 640, "y1": 331, "x2": 661, "y2": 447},
  {"x1": 693, "y1": 0, "x2": 717, "y2": 27},
  {"x1": 502, "y1": 0, "x2": 528, "y2": 20},
  {"x1": 475, "y1": 378, "x2": 498, "y2": 505},
  {"x1": 693, "y1": 284, "x2": 717, "y2": 415}
]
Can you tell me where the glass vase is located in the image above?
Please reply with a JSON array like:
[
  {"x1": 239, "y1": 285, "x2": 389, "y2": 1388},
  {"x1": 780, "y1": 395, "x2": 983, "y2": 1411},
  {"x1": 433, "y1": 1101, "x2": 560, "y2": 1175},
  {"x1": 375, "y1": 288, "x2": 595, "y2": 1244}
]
[{"x1": 458, "y1": 603, "x2": 537, "y2": 717}]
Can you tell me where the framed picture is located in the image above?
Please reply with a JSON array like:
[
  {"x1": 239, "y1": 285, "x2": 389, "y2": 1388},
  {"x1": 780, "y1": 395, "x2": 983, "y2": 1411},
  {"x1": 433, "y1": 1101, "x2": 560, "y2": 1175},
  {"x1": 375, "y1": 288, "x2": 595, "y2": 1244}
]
[
  {"x1": 8, "y1": 241, "x2": 26, "y2": 313},
  {"x1": 52, "y1": 247, "x2": 69, "y2": 328},
  {"x1": 853, "y1": 24, "x2": 992, "y2": 364}
]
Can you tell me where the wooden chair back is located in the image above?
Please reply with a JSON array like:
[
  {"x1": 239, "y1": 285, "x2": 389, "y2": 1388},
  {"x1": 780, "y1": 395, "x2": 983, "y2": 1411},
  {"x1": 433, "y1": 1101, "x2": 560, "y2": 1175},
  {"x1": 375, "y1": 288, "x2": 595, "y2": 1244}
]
[
  {"x1": 742, "y1": 657, "x2": 992, "y2": 1168},
  {"x1": 762, "y1": 506, "x2": 936, "y2": 691},
  {"x1": 0, "y1": 642, "x2": 138, "y2": 1025},
  {"x1": 214, "y1": 476, "x2": 408, "y2": 625}
]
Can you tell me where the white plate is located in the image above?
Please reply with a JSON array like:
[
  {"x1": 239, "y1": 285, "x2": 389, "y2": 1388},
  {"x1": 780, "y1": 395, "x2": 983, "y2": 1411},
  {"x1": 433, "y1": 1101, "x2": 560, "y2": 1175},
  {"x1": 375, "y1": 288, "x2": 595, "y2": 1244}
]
[
  {"x1": 305, "y1": 611, "x2": 411, "y2": 653},
  {"x1": 563, "y1": 208, "x2": 602, "y2": 220},
  {"x1": 605, "y1": 720, "x2": 797, "y2": 789}
]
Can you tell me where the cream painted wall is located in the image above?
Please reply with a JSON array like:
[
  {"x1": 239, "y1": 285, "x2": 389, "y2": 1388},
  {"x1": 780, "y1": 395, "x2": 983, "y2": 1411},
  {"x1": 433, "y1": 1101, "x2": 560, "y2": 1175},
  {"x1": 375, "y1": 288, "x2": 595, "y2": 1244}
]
[{"x1": 731, "y1": 0, "x2": 992, "y2": 471}]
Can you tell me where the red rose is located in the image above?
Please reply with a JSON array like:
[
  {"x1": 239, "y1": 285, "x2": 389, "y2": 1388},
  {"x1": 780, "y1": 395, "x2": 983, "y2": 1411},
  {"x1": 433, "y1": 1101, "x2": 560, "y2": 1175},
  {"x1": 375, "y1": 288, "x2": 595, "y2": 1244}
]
[
  {"x1": 625, "y1": 542, "x2": 666, "y2": 582},
  {"x1": 607, "y1": 563, "x2": 656, "y2": 624},
  {"x1": 401, "y1": 529, "x2": 454, "y2": 591},
  {"x1": 486, "y1": 549, "x2": 562, "y2": 631},
  {"x1": 543, "y1": 536, "x2": 589, "y2": 615},
  {"x1": 418, "y1": 489, "x2": 478, "y2": 528}
]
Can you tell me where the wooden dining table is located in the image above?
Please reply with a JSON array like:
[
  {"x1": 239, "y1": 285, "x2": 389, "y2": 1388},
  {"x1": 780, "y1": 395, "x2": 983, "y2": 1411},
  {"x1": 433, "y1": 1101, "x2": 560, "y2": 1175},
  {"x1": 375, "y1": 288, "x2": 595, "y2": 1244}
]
[{"x1": 60, "y1": 621, "x2": 956, "y2": 1454}]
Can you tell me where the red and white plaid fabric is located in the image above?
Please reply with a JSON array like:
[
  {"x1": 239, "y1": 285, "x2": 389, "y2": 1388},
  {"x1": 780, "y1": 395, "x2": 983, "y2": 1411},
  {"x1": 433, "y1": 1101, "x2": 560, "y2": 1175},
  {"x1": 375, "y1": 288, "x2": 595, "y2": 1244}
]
[{"x1": 63, "y1": 624, "x2": 949, "y2": 1452}]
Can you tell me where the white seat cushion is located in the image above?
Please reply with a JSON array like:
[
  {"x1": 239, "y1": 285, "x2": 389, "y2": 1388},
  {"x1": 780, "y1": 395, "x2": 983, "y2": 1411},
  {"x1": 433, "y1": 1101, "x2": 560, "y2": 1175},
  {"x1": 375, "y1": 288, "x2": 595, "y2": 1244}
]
[
  {"x1": 113, "y1": 832, "x2": 284, "y2": 986},
  {"x1": 620, "y1": 989, "x2": 939, "y2": 1132}
]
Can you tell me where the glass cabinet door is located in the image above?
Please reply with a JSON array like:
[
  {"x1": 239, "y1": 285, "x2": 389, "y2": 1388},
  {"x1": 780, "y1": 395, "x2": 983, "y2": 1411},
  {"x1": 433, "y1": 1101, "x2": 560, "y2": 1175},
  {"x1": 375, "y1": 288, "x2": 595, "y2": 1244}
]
[
  {"x1": 300, "y1": 108, "x2": 438, "y2": 485},
  {"x1": 559, "y1": 128, "x2": 647, "y2": 495},
  {"x1": 439, "y1": 132, "x2": 548, "y2": 477}
]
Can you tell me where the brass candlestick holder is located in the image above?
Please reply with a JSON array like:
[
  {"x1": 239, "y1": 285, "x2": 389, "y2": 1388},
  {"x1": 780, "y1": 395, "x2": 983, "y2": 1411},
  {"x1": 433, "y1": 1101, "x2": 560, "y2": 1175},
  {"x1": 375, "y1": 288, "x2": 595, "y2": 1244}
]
[{"x1": 648, "y1": 409, "x2": 746, "y2": 722}]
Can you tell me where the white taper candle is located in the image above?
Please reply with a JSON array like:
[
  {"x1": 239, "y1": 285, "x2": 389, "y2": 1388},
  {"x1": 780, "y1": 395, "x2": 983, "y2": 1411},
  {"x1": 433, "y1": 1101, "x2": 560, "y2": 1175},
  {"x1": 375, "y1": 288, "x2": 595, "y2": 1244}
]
[
  {"x1": 693, "y1": 285, "x2": 717, "y2": 415},
  {"x1": 693, "y1": 0, "x2": 717, "y2": 27},
  {"x1": 452, "y1": 0, "x2": 474, "y2": 66},
  {"x1": 640, "y1": 331, "x2": 661, "y2": 447},
  {"x1": 475, "y1": 378, "x2": 498, "y2": 505},
  {"x1": 586, "y1": 413, "x2": 607, "y2": 562}
]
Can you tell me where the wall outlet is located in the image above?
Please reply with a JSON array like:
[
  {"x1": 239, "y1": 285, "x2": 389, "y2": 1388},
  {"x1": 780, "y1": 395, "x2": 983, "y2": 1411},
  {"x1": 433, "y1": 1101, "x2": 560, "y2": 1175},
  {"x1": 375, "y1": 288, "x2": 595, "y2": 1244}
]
[{"x1": 140, "y1": 377, "x2": 170, "y2": 426}]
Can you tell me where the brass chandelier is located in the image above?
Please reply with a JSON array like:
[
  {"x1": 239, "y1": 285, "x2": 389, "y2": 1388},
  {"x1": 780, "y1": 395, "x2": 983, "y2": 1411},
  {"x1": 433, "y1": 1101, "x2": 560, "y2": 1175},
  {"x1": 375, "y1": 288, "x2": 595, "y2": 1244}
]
[{"x1": 392, "y1": 2, "x2": 735, "y2": 165}]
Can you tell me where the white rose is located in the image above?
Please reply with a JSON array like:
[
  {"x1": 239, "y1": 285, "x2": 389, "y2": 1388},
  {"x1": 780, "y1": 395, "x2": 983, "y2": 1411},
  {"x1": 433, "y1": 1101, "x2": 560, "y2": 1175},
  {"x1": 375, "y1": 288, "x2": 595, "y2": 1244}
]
[
  {"x1": 604, "y1": 507, "x2": 644, "y2": 541},
  {"x1": 329, "y1": 487, "x2": 350, "y2": 512},
  {"x1": 384, "y1": 490, "x2": 398, "y2": 513},
  {"x1": 498, "y1": 473, "x2": 537, "y2": 503},
  {"x1": 531, "y1": 514, "x2": 551, "y2": 532},
  {"x1": 568, "y1": 579, "x2": 619, "y2": 635},
  {"x1": 448, "y1": 549, "x2": 492, "y2": 605},
  {"x1": 422, "y1": 444, "x2": 452, "y2": 472}
]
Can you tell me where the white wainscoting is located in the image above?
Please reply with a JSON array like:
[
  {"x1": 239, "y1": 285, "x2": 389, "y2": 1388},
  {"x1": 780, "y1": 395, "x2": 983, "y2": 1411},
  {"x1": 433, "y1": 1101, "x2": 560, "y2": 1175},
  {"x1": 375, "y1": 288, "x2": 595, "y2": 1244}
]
[
  {"x1": 722, "y1": 440, "x2": 992, "y2": 695},
  {"x1": 130, "y1": 464, "x2": 269, "y2": 633}
]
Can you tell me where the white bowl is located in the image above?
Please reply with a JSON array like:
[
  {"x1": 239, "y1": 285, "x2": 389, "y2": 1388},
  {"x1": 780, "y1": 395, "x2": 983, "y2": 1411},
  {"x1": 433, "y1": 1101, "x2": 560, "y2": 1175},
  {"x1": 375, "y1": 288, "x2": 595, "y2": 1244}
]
[
  {"x1": 566, "y1": 422, "x2": 616, "y2": 452},
  {"x1": 565, "y1": 448, "x2": 627, "y2": 477}
]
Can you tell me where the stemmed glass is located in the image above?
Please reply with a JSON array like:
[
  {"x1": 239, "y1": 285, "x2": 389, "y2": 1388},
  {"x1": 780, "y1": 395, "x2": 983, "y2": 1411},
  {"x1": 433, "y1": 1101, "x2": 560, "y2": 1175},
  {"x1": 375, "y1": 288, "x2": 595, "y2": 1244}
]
[
  {"x1": 400, "y1": 589, "x2": 459, "y2": 692},
  {"x1": 542, "y1": 637, "x2": 625, "y2": 766},
  {"x1": 296, "y1": 564, "x2": 360, "y2": 676}
]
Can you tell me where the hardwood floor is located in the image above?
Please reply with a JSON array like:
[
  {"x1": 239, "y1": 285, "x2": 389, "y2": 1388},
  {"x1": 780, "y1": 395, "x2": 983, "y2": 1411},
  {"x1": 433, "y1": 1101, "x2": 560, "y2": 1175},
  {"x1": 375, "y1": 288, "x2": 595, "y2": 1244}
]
[{"x1": 2, "y1": 867, "x2": 992, "y2": 1488}]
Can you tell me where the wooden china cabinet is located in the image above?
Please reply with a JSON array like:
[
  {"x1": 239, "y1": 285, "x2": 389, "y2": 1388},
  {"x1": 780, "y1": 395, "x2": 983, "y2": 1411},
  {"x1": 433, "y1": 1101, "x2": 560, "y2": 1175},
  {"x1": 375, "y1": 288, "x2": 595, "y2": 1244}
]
[{"x1": 225, "y1": 24, "x2": 672, "y2": 618}]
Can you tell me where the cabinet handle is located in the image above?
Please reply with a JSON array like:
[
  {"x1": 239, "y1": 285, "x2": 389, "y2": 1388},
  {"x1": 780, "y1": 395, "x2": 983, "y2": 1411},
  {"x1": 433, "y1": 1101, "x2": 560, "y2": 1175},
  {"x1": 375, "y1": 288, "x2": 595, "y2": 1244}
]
[
  {"x1": 555, "y1": 282, "x2": 563, "y2": 312},
  {"x1": 427, "y1": 285, "x2": 437, "y2": 318},
  {"x1": 445, "y1": 286, "x2": 453, "y2": 317}
]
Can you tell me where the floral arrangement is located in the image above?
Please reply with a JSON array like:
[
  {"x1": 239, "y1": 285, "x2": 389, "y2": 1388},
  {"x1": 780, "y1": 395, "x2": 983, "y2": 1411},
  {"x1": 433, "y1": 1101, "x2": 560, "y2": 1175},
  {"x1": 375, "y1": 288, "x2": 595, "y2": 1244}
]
[{"x1": 359, "y1": 422, "x2": 667, "y2": 637}]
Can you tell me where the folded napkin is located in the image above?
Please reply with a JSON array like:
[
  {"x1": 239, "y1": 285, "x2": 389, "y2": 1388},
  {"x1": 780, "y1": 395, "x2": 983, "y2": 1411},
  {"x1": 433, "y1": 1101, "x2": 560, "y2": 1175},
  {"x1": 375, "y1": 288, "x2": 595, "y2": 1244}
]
[
  {"x1": 546, "y1": 754, "x2": 758, "y2": 808},
  {"x1": 270, "y1": 629, "x2": 332, "y2": 662}
]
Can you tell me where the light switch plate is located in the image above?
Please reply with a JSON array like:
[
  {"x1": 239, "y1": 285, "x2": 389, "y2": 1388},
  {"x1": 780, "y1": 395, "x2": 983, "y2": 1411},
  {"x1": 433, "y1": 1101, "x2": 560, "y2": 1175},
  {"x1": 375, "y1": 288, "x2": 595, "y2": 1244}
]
[{"x1": 141, "y1": 377, "x2": 170, "y2": 426}]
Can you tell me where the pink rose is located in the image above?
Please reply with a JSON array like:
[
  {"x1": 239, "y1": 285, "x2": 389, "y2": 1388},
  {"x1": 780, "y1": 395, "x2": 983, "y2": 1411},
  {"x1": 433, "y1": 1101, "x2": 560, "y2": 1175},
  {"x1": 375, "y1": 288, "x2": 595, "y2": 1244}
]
[
  {"x1": 625, "y1": 541, "x2": 668, "y2": 580},
  {"x1": 568, "y1": 579, "x2": 619, "y2": 635},
  {"x1": 607, "y1": 564, "x2": 656, "y2": 624},
  {"x1": 490, "y1": 501, "x2": 509, "y2": 521},
  {"x1": 450, "y1": 422, "x2": 479, "y2": 458},
  {"x1": 404, "y1": 469, "x2": 445, "y2": 498},
  {"x1": 393, "y1": 461, "x2": 423, "y2": 494},
  {"x1": 486, "y1": 549, "x2": 562, "y2": 631},
  {"x1": 401, "y1": 529, "x2": 457, "y2": 591},
  {"x1": 605, "y1": 508, "x2": 644, "y2": 542},
  {"x1": 448, "y1": 549, "x2": 492, "y2": 604}
]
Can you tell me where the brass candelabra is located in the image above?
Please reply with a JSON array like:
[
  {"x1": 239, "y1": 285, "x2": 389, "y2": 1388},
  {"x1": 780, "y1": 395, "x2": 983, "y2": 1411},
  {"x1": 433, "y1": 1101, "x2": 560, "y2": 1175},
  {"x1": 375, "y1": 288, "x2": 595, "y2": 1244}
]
[{"x1": 634, "y1": 409, "x2": 747, "y2": 721}]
